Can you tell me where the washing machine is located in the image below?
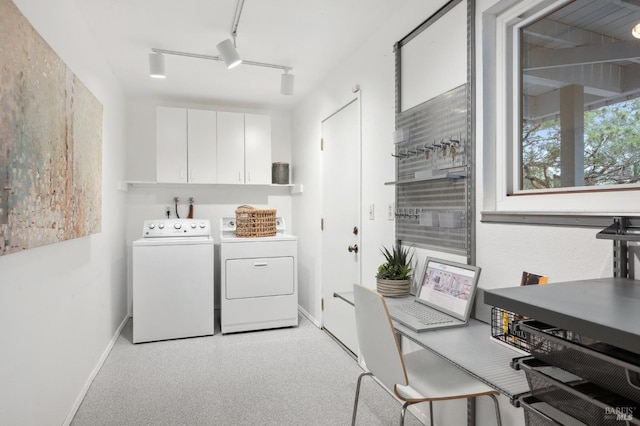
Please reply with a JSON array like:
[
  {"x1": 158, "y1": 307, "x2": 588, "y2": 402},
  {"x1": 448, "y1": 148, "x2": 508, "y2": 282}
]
[
  {"x1": 220, "y1": 217, "x2": 298, "y2": 334},
  {"x1": 133, "y1": 218, "x2": 214, "y2": 343}
]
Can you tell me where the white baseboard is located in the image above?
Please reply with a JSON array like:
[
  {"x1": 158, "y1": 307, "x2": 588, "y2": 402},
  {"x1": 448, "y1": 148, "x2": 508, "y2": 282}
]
[
  {"x1": 63, "y1": 314, "x2": 130, "y2": 426},
  {"x1": 298, "y1": 306, "x2": 321, "y2": 328}
]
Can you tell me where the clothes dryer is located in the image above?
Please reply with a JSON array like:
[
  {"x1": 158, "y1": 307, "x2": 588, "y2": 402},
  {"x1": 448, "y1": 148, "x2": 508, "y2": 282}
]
[{"x1": 220, "y1": 217, "x2": 298, "y2": 333}]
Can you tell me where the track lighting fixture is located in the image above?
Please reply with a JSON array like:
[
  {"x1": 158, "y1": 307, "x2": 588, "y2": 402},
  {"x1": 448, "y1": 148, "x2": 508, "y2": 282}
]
[
  {"x1": 633, "y1": 22, "x2": 640, "y2": 39},
  {"x1": 148, "y1": 1, "x2": 294, "y2": 94},
  {"x1": 216, "y1": 38, "x2": 242, "y2": 69},
  {"x1": 280, "y1": 71, "x2": 294, "y2": 96},
  {"x1": 148, "y1": 52, "x2": 166, "y2": 78},
  {"x1": 149, "y1": 48, "x2": 293, "y2": 95}
]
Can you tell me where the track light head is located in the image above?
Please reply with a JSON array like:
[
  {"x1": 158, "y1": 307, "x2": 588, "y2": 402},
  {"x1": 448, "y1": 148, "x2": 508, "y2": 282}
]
[
  {"x1": 216, "y1": 38, "x2": 242, "y2": 69},
  {"x1": 280, "y1": 72, "x2": 294, "y2": 95},
  {"x1": 633, "y1": 23, "x2": 640, "y2": 39},
  {"x1": 149, "y1": 52, "x2": 166, "y2": 78}
]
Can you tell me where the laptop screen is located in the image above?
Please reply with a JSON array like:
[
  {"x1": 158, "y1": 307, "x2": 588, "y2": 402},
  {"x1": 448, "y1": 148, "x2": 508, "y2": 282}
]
[{"x1": 416, "y1": 257, "x2": 481, "y2": 321}]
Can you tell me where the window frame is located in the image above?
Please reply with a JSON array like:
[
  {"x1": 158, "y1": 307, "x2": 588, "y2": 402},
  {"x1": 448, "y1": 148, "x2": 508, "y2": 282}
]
[{"x1": 488, "y1": 0, "x2": 640, "y2": 214}]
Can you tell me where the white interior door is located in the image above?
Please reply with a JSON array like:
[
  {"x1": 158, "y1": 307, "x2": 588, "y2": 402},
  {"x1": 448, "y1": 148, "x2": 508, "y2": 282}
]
[{"x1": 321, "y1": 98, "x2": 360, "y2": 354}]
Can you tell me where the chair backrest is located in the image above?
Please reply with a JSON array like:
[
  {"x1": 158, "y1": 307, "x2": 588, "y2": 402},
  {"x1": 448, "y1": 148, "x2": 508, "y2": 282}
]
[{"x1": 353, "y1": 284, "x2": 408, "y2": 391}]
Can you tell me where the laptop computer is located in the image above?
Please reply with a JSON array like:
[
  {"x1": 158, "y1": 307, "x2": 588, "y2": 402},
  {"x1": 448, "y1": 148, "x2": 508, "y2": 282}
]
[{"x1": 388, "y1": 257, "x2": 481, "y2": 332}]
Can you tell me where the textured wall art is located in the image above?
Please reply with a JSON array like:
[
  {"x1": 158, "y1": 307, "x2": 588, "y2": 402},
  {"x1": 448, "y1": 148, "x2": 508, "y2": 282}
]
[{"x1": 0, "y1": 0, "x2": 103, "y2": 256}]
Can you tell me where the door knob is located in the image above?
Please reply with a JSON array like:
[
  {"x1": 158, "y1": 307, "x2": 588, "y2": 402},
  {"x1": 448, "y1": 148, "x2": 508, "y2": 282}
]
[{"x1": 348, "y1": 244, "x2": 359, "y2": 253}]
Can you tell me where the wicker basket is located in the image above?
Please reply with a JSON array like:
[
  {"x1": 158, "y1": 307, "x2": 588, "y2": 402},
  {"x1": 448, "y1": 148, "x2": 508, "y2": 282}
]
[{"x1": 235, "y1": 205, "x2": 277, "y2": 237}]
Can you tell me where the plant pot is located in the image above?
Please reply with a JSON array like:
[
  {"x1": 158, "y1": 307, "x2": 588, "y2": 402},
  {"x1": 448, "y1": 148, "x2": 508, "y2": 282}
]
[{"x1": 376, "y1": 278, "x2": 411, "y2": 297}]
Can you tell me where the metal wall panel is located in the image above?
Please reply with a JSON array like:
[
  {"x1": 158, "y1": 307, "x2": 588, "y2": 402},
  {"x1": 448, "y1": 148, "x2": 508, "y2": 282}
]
[
  {"x1": 393, "y1": 85, "x2": 469, "y2": 255},
  {"x1": 393, "y1": 0, "x2": 474, "y2": 259}
]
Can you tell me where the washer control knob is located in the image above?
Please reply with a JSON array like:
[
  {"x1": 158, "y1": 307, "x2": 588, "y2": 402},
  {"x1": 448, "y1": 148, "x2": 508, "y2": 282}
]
[
  {"x1": 190, "y1": 223, "x2": 197, "y2": 229},
  {"x1": 174, "y1": 222, "x2": 182, "y2": 230},
  {"x1": 158, "y1": 223, "x2": 165, "y2": 229},
  {"x1": 199, "y1": 222, "x2": 206, "y2": 228},
  {"x1": 148, "y1": 223, "x2": 155, "y2": 229}
]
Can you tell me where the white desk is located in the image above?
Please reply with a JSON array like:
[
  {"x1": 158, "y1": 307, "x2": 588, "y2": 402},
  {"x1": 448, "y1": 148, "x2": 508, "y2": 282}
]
[{"x1": 334, "y1": 291, "x2": 530, "y2": 424}]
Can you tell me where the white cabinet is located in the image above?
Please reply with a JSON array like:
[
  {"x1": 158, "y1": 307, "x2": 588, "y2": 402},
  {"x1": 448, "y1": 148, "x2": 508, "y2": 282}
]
[
  {"x1": 187, "y1": 109, "x2": 217, "y2": 183},
  {"x1": 217, "y1": 111, "x2": 272, "y2": 184},
  {"x1": 245, "y1": 113, "x2": 272, "y2": 184},
  {"x1": 156, "y1": 107, "x2": 187, "y2": 183},
  {"x1": 157, "y1": 107, "x2": 271, "y2": 185},
  {"x1": 216, "y1": 111, "x2": 245, "y2": 184},
  {"x1": 156, "y1": 107, "x2": 217, "y2": 183}
]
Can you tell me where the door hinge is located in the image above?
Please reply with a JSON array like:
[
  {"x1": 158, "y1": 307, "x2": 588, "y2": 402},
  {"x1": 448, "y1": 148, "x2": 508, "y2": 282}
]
[
  {"x1": 321, "y1": 298, "x2": 324, "y2": 311},
  {"x1": 320, "y1": 138, "x2": 324, "y2": 151},
  {"x1": 321, "y1": 218, "x2": 324, "y2": 230}
]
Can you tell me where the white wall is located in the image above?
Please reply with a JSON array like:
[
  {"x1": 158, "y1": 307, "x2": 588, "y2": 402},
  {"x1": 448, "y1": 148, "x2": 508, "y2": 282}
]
[
  {"x1": 289, "y1": 0, "x2": 506, "y2": 424},
  {"x1": 124, "y1": 97, "x2": 293, "y2": 311},
  {"x1": 0, "y1": 1, "x2": 128, "y2": 425},
  {"x1": 292, "y1": 0, "x2": 454, "y2": 327},
  {"x1": 292, "y1": 0, "x2": 491, "y2": 326}
]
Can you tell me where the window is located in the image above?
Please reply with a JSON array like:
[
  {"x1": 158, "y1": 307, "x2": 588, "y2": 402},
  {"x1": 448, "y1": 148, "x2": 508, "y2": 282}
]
[
  {"x1": 519, "y1": 0, "x2": 640, "y2": 192},
  {"x1": 484, "y1": 0, "x2": 640, "y2": 214}
]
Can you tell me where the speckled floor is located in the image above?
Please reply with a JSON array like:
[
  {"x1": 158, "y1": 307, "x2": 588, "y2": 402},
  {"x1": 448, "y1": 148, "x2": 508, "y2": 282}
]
[{"x1": 71, "y1": 314, "x2": 424, "y2": 426}]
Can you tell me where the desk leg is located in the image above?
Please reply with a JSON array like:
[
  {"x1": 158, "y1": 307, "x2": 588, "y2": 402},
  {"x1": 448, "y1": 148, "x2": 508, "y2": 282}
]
[{"x1": 467, "y1": 398, "x2": 476, "y2": 426}]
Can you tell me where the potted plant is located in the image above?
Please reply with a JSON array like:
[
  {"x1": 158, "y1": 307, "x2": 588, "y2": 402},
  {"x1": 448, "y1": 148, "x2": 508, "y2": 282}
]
[{"x1": 375, "y1": 243, "x2": 414, "y2": 297}]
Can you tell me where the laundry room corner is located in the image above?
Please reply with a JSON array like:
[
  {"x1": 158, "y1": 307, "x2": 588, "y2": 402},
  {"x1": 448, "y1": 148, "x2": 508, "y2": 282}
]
[{"x1": 123, "y1": 96, "x2": 295, "y2": 317}]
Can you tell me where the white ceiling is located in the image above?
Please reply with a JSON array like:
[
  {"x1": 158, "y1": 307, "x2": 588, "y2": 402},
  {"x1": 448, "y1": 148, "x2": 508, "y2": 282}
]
[{"x1": 74, "y1": 0, "x2": 410, "y2": 110}]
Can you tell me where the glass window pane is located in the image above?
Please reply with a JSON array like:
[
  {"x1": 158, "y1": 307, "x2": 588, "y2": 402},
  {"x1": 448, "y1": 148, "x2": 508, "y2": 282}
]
[{"x1": 520, "y1": 0, "x2": 640, "y2": 191}]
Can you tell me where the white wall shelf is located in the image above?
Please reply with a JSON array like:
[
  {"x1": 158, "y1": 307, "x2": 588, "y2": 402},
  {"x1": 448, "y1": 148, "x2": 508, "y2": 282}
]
[{"x1": 122, "y1": 181, "x2": 299, "y2": 193}]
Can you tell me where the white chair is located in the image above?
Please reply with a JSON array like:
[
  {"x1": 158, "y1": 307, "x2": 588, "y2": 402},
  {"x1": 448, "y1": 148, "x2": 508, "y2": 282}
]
[{"x1": 351, "y1": 284, "x2": 502, "y2": 426}]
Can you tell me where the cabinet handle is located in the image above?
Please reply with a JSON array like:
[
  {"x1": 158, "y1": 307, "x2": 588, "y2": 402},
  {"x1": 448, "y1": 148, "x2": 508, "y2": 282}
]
[
  {"x1": 238, "y1": 171, "x2": 242, "y2": 182},
  {"x1": 253, "y1": 262, "x2": 268, "y2": 268},
  {"x1": 248, "y1": 171, "x2": 252, "y2": 182}
]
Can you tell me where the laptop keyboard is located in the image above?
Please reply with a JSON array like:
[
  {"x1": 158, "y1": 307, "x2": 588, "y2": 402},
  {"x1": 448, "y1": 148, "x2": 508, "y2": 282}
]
[{"x1": 397, "y1": 303, "x2": 454, "y2": 325}]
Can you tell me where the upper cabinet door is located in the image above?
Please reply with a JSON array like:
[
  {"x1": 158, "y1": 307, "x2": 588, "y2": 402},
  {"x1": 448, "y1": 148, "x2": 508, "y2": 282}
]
[
  {"x1": 217, "y1": 111, "x2": 245, "y2": 184},
  {"x1": 244, "y1": 114, "x2": 272, "y2": 184},
  {"x1": 187, "y1": 109, "x2": 217, "y2": 183},
  {"x1": 156, "y1": 107, "x2": 188, "y2": 183}
]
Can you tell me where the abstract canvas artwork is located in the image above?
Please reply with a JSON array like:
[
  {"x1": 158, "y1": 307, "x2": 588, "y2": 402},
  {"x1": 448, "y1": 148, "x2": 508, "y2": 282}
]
[{"x1": 0, "y1": 0, "x2": 103, "y2": 256}]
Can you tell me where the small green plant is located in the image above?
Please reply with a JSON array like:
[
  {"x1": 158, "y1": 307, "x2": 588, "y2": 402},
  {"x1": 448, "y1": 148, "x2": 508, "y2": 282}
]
[{"x1": 376, "y1": 243, "x2": 413, "y2": 280}]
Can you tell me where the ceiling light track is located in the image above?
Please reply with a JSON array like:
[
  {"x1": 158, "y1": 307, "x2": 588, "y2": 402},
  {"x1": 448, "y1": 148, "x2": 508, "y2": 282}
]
[
  {"x1": 148, "y1": 0, "x2": 294, "y2": 95},
  {"x1": 151, "y1": 48, "x2": 292, "y2": 72},
  {"x1": 231, "y1": 0, "x2": 245, "y2": 43}
]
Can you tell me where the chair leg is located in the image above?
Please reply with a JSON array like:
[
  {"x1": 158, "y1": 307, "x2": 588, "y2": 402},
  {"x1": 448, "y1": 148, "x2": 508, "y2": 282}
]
[
  {"x1": 351, "y1": 372, "x2": 373, "y2": 426},
  {"x1": 401, "y1": 400, "x2": 432, "y2": 426},
  {"x1": 400, "y1": 401, "x2": 410, "y2": 426},
  {"x1": 487, "y1": 394, "x2": 502, "y2": 426}
]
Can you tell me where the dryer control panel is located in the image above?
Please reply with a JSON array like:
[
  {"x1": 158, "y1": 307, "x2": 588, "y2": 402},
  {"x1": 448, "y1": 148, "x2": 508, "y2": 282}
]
[{"x1": 142, "y1": 219, "x2": 211, "y2": 238}]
